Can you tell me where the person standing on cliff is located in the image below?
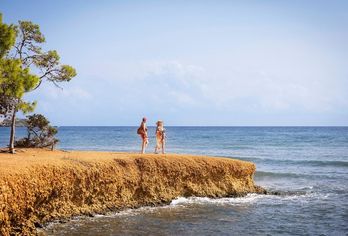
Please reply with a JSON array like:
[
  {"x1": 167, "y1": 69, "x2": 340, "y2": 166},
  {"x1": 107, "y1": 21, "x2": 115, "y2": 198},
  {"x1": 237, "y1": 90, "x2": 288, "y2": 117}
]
[
  {"x1": 137, "y1": 117, "x2": 148, "y2": 154},
  {"x1": 154, "y1": 120, "x2": 166, "y2": 154}
]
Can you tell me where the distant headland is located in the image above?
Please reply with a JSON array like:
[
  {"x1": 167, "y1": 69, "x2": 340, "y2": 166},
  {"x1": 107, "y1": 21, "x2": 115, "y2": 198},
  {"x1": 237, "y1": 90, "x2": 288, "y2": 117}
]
[{"x1": 0, "y1": 118, "x2": 27, "y2": 127}]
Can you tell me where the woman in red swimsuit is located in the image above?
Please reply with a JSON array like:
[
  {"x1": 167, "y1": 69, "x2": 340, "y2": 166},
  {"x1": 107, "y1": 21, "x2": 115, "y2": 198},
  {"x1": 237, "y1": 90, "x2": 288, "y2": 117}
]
[{"x1": 137, "y1": 117, "x2": 149, "y2": 154}]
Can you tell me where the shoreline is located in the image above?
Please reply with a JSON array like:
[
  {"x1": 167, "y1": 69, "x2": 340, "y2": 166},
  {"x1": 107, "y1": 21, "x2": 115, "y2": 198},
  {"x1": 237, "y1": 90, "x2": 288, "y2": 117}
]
[{"x1": 0, "y1": 148, "x2": 265, "y2": 235}]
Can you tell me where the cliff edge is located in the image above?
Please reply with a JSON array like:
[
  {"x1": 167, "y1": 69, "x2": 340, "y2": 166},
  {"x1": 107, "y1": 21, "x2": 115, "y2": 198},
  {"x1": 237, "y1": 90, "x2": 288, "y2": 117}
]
[{"x1": 0, "y1": 149, "x2": 265, "y2": 235}]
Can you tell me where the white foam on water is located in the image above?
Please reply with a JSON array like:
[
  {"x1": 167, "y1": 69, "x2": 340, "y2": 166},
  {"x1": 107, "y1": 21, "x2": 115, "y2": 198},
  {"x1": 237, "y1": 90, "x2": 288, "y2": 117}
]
[
  {"x1": 170, "y1": 191, "x2": 335, "y2": 207},
  {"x1": 45, "y1": 191, "x2": 335, "y2": 233},
  {"x1": 102, "y1": 208, "x2": 141, "y2": 217},
  {"x1": 99, "y1": 204, "x2": 179, "y2": 218},
  {"x1": 170, "y1": 193, "x2": 265, "y2": 206},
  {"x1": 93, "y1": 214, "x2": 106, "y2": 218}
]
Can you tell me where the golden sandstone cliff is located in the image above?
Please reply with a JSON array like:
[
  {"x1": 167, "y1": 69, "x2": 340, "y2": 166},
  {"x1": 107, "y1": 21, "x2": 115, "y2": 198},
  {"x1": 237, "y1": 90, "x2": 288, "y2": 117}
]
[{"x1": 0, "y1": 149, "x2": 265, "y2": 235}]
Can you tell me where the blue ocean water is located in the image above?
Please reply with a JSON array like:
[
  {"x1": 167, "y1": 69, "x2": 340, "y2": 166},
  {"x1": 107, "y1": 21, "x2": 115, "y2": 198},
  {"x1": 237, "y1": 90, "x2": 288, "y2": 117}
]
[{"x1": 1, "y1": 126, "x2": 347, "y2": 235}]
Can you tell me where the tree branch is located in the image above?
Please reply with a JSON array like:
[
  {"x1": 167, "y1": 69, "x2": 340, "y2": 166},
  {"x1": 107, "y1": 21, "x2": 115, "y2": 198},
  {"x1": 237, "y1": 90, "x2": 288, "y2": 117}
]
[
  {"x1": 17, "y1": 27, "x2": 26, "y2": 61},
  {"x1": 52, "y1": 80, "x2": 63, "y2": 89}
]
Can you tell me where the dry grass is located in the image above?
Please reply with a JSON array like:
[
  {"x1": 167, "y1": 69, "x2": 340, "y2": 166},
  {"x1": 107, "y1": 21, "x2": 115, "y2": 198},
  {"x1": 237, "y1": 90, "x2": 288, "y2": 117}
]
[{"x1": 0, "y1": 149, "x2": 264, "y2": 235}]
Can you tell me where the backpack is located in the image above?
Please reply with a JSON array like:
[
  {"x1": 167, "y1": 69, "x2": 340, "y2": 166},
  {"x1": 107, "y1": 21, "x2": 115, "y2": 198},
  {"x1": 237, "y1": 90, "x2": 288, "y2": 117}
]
[{"x1": 137, "y1": 127, "x2": 143, "y2": 135}]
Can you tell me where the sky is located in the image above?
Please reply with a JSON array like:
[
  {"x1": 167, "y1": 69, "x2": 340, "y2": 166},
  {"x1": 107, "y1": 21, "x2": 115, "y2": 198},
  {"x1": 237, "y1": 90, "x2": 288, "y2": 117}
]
[{"x1": 1, "y1": 0, "x2": 348, "y2": 126}]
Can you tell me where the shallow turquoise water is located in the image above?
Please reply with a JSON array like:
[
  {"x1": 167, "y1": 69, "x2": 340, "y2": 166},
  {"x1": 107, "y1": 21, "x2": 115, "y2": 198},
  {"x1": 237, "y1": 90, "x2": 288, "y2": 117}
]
[{"x1": 1, "y1": 126, "x2": 347, "y2": 235}]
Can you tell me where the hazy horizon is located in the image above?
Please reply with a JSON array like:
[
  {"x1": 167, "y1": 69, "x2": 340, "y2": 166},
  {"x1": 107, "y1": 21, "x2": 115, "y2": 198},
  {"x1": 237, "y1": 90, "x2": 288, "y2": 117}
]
[{"x1": 1, "y1": 0, "x2": 347, "y2": 126}]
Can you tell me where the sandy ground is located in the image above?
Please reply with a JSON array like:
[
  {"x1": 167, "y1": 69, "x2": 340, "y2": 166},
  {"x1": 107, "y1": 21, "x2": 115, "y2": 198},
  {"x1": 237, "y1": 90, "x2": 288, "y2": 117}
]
[{"x1": 0, "y1": 149, "x2": 264, "y2": 235}]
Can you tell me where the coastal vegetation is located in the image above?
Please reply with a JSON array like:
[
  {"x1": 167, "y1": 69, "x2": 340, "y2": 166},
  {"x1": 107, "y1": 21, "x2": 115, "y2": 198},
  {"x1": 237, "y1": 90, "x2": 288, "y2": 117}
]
[
  {"x1": 0, "y1": 13, "x2": 76, "y2": 153},
  {"x1": 14, "y1": 114, "x2": 58, "y2": 149}
]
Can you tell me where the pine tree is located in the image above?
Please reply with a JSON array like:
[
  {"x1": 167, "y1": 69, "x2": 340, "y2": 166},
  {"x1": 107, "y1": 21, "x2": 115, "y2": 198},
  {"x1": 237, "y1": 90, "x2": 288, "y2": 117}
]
[{"x1": 0, "y1": 13, "x2": 76, "y2": 153}]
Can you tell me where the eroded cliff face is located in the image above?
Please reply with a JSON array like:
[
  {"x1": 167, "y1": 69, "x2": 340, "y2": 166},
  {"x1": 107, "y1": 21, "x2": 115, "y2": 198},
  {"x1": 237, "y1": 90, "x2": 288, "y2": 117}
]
[{"x1": 0, "y1": 149, "x2": 265, "y2": 235}]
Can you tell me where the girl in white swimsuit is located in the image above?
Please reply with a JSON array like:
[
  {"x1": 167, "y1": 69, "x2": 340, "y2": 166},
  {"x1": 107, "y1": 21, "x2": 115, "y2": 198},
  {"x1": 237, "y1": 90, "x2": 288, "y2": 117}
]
[{"x1": 155, "y1": 120, "x2": 166, "y2": 154}]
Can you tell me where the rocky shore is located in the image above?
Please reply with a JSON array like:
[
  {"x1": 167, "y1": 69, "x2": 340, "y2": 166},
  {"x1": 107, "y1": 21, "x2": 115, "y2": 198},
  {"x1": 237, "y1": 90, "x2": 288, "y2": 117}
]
[{"x1": 0, "y1": 149, "x2": 265, "y2": 235}]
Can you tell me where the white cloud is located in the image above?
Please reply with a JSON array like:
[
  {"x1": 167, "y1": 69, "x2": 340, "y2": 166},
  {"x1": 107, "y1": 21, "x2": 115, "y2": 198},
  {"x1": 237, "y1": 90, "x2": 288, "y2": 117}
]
[
  {"x1": 31, "y1": 84, "x2": 92, "y2": 101},
  {"x1": 23, "y1": 59, "x2": 348, "y2": 125},
  {"x1": 97, "y1": 59, "x2": 347, "y2": 115}
]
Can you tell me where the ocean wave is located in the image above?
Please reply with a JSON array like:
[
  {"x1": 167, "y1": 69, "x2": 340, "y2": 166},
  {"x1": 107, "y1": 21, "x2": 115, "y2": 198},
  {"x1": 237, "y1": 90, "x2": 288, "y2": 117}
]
[
  {"x1": 170, "y1": 194, "x2": 265, "y2": 206},
  {"x1": 297, "y1": 160, "x2": 348, "y2": 167},
  {"x1": 170, "y1": 191, "x2": 332, "y2": 207},
  {"x1": 254, "y1": 171, "x2": 314, "y2": 179},
  {"x1": 45, "y1": 191, "x2": 331, "y2": 228},
  {"x1": 236, "y1": 157, "x2": 348, "y2": 168}
]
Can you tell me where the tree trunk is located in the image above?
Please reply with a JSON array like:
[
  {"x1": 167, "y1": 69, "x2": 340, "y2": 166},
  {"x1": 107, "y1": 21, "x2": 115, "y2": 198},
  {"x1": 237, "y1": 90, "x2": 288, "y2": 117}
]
[{"x1": 9, "y1": 108, "x2": 16, "y2": 154}]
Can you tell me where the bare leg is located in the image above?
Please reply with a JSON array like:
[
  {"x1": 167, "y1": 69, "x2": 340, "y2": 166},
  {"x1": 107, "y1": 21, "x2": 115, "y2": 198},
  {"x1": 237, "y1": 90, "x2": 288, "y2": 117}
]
[
  {"x1": 141, "y1": 140, "x2": 145, "y2": 154},
  {"x1": 141, "y1": 138, "x2": 148, "y2": 154},
  {"x1": 162, "y1": 141, "x2": 165, "y2": 154}
]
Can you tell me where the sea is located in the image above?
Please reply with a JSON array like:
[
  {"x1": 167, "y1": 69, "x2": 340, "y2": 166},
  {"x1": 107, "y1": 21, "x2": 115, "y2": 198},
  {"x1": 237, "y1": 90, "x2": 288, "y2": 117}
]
[{"x1": 0, "y1": 126, "x2": 347, "y2": 235}]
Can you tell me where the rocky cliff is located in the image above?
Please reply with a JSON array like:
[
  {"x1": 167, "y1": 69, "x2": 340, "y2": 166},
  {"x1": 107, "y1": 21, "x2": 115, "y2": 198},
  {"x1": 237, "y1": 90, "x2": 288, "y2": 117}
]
[{"x1": 0, "y1": 149, "x2": 265, "y2": 235}]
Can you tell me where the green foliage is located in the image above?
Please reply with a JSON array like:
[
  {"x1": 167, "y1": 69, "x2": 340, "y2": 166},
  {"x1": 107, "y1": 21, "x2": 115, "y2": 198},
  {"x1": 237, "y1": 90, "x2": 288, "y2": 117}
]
[
  {"x1": 26, "y1": 114, "x2": 52, "y2": 131},
  {"x1": 17, "y1": 101, "x2": 37, "y2": 114},
  {"x1": 54, "y1": 64, "x2": 77, "y2": 82},
  {"x1": 0, "y1": 58, "x2": 39, "y2": 116},
  {"x1": 14, "y1": 21, "x2": 77, "y2": 85},
  {"x1": 0, "y1": 14, "x2": 38, "y2": 118},
  {"x1": 18, "y1": 20, "x2": 45, "y2": 44},
  {"x1": 1, "y1": 13, "x2": 77, "y2": 107},
  {"x1": 0, "y1": 59, "x2": 39, "y2": 97},
  {"x1": 14, "y1": 20, "x2": 45, "y2": 62},
  {"x1": 0, "y1": 14, "x2": 16, "y2": 58},
  {"x1": 15, "y1": 114, "x2": 59, "y2": 148},
  {"x1": 34, "y1": 50, "x2": 77, "y2": 84},
  {"x1": 34, "y1": 50, "x2": 59, "y2": 68}
]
